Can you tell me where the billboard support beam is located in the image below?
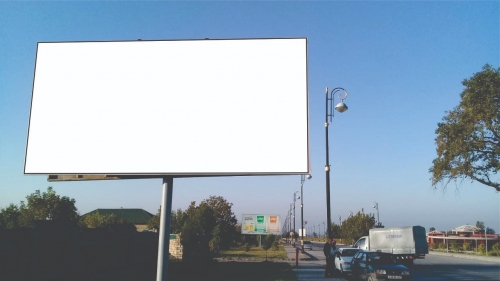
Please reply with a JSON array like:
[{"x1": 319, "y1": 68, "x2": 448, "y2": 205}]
[{"x1": 156, "y1": 177, "x2": 173, "y2": 281}]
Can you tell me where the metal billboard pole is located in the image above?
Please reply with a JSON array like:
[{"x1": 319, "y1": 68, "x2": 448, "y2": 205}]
[{"x1": 157, "y1": 177, "x2": 174, "y2": 281}]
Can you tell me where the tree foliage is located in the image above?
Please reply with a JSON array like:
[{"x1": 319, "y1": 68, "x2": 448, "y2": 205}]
[
  {"x1": 19, "y1": 187, "x2": 79, "y2": 226},
  {"x1": 262, "y1": 234, "x2": 277, "y2": 261},
  {"x1": 80, "y1": 211, "x2": 118, "y2": 228},
  {"x1": 201, "y1": 196, "x2": 238, "y2": 250},
  {"x1": 0, "y1": 203, "x2": 21, "y2": 229},
  {"x1": 430, "y1": 65, "x2": 500, "y2": 192},
  {"x1": 340, "y1": 212, "x2": 375, "y2": 244},
  {"x1": 329, "y1": 223, "x2": 341, "y2": 239},
  {"x1": 180, "y1": 201, "x2": 216, "y2": 262},
  {"x1": 476, "y1": 221, "x2": 485, "y2": 230},
  {"x1": 147, "y1": 207, "x2": 187, "y2": 233},
  {"x1": 476, "y1": 221, "x2": 496, "y2": 234},
  {"x1": 170, "y1": 208, "x2": 187, "y2": 233},
  {"x1": 150, "y1": 195, "x2": 237, "y2": 260},
  {"x1": 147, "y1": 208, "x2": 160, "y2": 231}
]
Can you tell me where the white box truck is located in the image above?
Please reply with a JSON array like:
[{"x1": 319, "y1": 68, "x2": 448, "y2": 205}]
[{"x1": 352, "y1": 226, "x2": 429, "y2": 266}]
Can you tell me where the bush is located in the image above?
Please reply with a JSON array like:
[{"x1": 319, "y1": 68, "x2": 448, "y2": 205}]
[
  {"x1": 272, "y1": 240, "x2": 280, "y2": 254},
  {"x1": 450, "y1": 242, "x2": 460, "y2": 252},
  {"x1": 462, "y1": 241, "x2": 471, "y2": 251},
  {"x1": 492, "y1": 242, "x2": 500, "y2": 252},
  {"x1": 438, "y1": 243, "x2": 446, "y2": 250},
  {"x1": 477, "y1": 244, "x2": 486, "y2": 254}
]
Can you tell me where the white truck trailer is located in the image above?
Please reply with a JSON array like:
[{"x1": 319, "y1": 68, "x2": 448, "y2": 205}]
[{"x1": 353, "y1": 226, "x2": 429, "y2": 266}]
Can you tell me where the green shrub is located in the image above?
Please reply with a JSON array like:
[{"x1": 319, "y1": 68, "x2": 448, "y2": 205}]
[
  {"x1": 438, "y1": 242, "x2": 446, "y2": 250},
  {"x1": 477, "y1": 243, "x2": 485, "y2": 254},
  {"x1": 492, "y1": 242, "x2": 500, "y2": 252},
  {"x1": 462, "y1": 241, "x2": 471, "y2": 251},
  {"x1": 450, "y1": 242, "x2": 460, "y2": 252}
]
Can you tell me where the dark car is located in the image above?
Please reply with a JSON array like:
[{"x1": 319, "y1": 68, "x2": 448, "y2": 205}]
[{"x1": 350, "y1": 251, "x2": 412, "y2": 281}]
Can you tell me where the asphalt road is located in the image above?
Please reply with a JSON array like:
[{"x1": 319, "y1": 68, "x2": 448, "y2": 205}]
[
  {"x1": 300, "y1": 241, "x2": 500, "y2": 281},
  {"x1": 412, "y1": 254, "x2": 500, "y2": 281}
]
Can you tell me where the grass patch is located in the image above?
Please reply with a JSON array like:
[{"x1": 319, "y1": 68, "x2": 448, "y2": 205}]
[{"x1": 218, "y1": 245, "x2": 288, "y2": 260}]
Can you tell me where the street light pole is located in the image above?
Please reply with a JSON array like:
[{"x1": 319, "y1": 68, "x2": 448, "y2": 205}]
[
  {"x1": 325, "y1": 87, "x2": 349, "y2": 239},
  {"x1": 373, "y1": 202, "x2": 379, "y2": 226},
  {"x1": 300, "y1": 174, "x2": 311, "y2": 251},
  {"x1": 293, "y1": 191, "x2": 300, "y2": 243},
  {"x1": 289, "y1": 204, "x2": 293, "y2": 242}
]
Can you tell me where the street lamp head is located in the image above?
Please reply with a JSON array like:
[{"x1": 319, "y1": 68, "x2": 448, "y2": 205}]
[
  {"x1": 306, "y1": 174, "x2": 312, "y2": 180},
  {"x1": 334, "y1": 102, "x2": 348, "y2": 113}
]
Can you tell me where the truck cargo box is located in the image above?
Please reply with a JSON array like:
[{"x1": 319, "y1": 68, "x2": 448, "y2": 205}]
[{"x1": 368, "y1": 226, "x2": 429, "y2": 256}]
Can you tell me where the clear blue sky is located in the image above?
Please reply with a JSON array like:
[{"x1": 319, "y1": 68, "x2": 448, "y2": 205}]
[{"x1": 1, "y1": 1, "x2": 499, "y2": 233}]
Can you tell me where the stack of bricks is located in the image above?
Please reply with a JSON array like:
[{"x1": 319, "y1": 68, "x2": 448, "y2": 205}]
[{"x1": 169, "y1": 234, "x2": 183, "y2": 259}]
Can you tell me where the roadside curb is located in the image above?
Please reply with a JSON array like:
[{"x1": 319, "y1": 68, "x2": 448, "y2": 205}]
[{"x1": 428, "y1": 251, "x2": 500, "y2": 264}]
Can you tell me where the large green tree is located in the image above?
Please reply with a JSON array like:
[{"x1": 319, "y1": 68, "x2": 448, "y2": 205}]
[
  {"x1": 430, "y1": 65, "x2": 500, "y2": 192},
  {"x1": 340, "y1": 212, "x2": 375, "y2": 244},
  {"x1": 180, "y1": 201, "x2": 217, "y2": 262},
  {"x1": 19, "y1": 187, "x2": 79, "y2": 226},
  {"x1": 201, "y1": 195, "x2": 238, "y2": 250}
]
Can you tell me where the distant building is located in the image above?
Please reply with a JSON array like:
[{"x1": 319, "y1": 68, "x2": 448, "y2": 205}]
[
  {"x1": 82, "y1": 208, "x2": 154, "y2": 232},
  {"x1": 427, "y1": 224, "x2": 500, "y2": 250},
  {"x1": 451, "y1": 224, "x2": 483, "y2": 235}
]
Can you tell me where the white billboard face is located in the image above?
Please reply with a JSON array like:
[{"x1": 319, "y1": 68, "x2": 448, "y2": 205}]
[
  {"x1": 241, "y1": 214, "x2": 280, "y2": 235},
  {"x1": 25, "y1": 38, "x2": 309, "y2": 175}
]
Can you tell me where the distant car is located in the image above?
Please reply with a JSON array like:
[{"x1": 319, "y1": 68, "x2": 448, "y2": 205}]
[
  {"x1": 302, "y1": 240, "x2": 313, "y2": 250},
  {"x1": 350, "y1": 250, "x2": 412, "y2": 281},
  {"x1": 334, "y1": 247, "x2": 360, "y2": 275}
]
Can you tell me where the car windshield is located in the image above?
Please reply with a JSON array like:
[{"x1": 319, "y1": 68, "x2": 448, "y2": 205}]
[
  {"x1": 303, "y1": 241, "x2": 311, "y2": 244},
  {"x1": 367, "y1": 253, "x2": 396, "y2": 264},
  {"x1": 340, "y1": 249, "x2": 359, "y2": 257}
]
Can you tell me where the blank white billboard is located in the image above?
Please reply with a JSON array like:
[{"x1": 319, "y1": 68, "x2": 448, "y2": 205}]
[{"x1": 25, "y1": 38, "x2": 309, "y2": 175}]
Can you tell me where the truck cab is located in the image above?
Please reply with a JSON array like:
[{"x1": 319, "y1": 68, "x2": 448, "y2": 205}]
[{"x1": 353, "y1": 236, "x2": 369, "y2": 250}]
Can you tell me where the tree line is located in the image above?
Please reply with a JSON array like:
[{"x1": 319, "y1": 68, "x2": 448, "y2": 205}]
[
  {"x1": 0, "y1": 188, "x2": 244, "y2": 262},
  {"x1": 0, "y1": 187, "x2": 79, "y2": 229}
]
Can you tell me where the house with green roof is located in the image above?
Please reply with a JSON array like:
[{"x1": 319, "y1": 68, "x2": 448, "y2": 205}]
[{"x1": 82, "y1": 208, "x2": 154, "y2": 232}]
